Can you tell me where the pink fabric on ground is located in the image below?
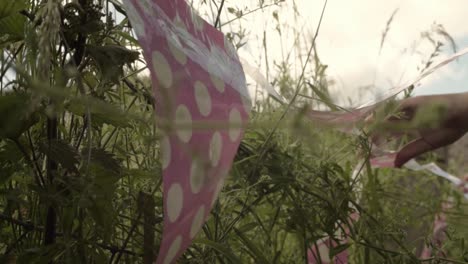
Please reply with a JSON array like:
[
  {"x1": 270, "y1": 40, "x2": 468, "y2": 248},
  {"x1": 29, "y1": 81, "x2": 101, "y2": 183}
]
[
  {"x1": 308, "y1": 212, "x2": 359, "y2": 264},
  {"x1": 370, "y1": 152, "x2": 397, "y2": 168}
]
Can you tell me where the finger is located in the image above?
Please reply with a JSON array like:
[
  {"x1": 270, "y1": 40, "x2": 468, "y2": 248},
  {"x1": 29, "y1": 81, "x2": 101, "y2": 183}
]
[
  {"x1": 461, "y1": 175, "x2": 468, "y2": 194},
  {"x1": 394, "y1": 128, "x2": 464, "y2": 168},
  {"x1": 394, "y1": 138, "x2": 433, "y2": 168},
  {"x1": 366, "y1": 97, "x2": 422, "y2": 141},
  {"x1": 387, "y1": 96, "x2": 423, "y2": 122}
]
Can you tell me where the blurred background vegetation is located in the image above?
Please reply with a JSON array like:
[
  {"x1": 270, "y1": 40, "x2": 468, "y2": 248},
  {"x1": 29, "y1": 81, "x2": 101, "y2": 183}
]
[{"x1": 0, "y1": 0, "x2": 467, "y2": 263}]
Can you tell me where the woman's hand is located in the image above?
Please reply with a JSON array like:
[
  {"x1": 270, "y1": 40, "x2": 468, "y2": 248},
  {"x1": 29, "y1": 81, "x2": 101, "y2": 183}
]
[{"x1": 369, "y1": 92, "x2": 468, "y2": 167}]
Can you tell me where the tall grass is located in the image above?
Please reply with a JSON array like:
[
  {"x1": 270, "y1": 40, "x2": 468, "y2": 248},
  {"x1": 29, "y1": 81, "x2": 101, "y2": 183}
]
[{"x1": 0, "y1": 0, "x2": 467, "y2": 263}]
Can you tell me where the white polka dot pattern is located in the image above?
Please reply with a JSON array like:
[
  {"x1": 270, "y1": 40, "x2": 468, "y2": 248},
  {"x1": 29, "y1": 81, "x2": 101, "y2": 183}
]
[
  {"x1": 229, "y1": 108, "x2": 242, "y2": 142},
  {"x1": 190, "y1": 205, "x2": 206, "y2": 238},
  {"x1": 194, "y1": 81, "x2": 212, "y2": 116},
  {"x1": 163, "y1": 235, "x2": 182, "y2": 264},
  {"x1": 167, "y1": 183, "x2": 183, "y2": 222},
  {"x1": 190, "y1": 158, "x2": 205, "y2": 194},
  {"x1": 174, "y1": 14, "x2": 187, "y2": 31},
  {"x1": 174, "y1": 105, "x2": 192, "y2": 143},
  {"x1": 152, "y1": 51, "x2": 173, "y2": 89},
  {"x1": 124, "y1": 4, "x2": 145, "y2": 37},
  {"x1": 121, "y1": 1, "x2": 252, "y2": 264},
  {"x1": 161, "y1": 136, "x2": 171, "y2": 170},
  {"x1": 168, "y1": 39, "x2": 188, "y2": 65},
  {"x1": 210, "y1": 75, "x2": 225, "y2": 93},
  {"x1": 318, "y1": 243, "x2": 331, "y2": 263},
  {"x1": 209, "y1": 132, "x2": 222, "y2": 167}
]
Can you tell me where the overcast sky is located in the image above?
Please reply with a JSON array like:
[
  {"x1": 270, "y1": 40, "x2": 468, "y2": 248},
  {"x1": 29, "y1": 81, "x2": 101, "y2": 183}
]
[{"x1": 194, "y1": 0, "x2": 468, "y2": 106}]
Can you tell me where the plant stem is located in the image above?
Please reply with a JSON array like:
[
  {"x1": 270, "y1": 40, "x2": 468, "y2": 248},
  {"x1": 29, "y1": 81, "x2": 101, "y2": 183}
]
[
  {"x1": 214, "y1": 0, "x2": 225, "y2": 28},
  {"x1": 44, "y1": 116, "x2": 57, "y2": 247}
]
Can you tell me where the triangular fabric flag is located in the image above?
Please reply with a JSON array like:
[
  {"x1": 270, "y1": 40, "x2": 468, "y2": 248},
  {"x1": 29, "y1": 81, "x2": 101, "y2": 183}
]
[
  {"x1": 309, "y1": 157, "x2": 468, "y2": 263},
  {"x1": 121, "y1": 1, "x2": 251, "y2": 263},
  {"x1": 239, "y1": 56, "x2": 287, "y2": 103},
  {"x1": 307, "y1": 163, "x2": 363, "y2": 264},
  {"x1": 308, "y1": 238, "x2": 349, "y2": 264},
  {"x1": 307, "y1": 46, "x2": 468, "y2": 130}
]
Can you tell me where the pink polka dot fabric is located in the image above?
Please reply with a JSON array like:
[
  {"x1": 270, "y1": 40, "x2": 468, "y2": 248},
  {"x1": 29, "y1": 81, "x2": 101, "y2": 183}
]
[
  {"x1": 308, "y1": 159, "x2": 468, "y2": 263},
  {"x1": 307, "y1": 45, "x2": 468, "y2": 132},
  {"x1": 308, "y1": 238, "x2": 348, "y2": 264},
  {"x1": 121, "y1": 1, "x2": 251, "y2": 263},
  {"x1": 305, "y1": 45, "x2": 468, "y2": 264},
  {"x1": 369, "y1": 152, "x2": 397, "y2": 168},
  {"x1": 420, "y1": 206, "x2": 449, "y2": 259},
  {"x1": 307, "y1": 212, "x2": 359, "y2": 264}
]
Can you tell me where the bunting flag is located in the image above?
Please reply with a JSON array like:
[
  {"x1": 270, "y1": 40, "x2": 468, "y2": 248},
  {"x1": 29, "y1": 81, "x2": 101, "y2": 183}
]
[
  {"x1": 307, "y1": 46, "x2": 468, "y2": 133},
  {"x1": 307, "y1": 212, "x2": 360, "y2": 264},
  {"x1": 305, "y1": 45, "x2": 468, "y2": 187},
  {"x1": 420, "y1": 200, "x2": 451, "y2": 259},
  {"x1": 308, "y1": 157, "x2": 468, "y2": 263},
  {"x1": 308, "y1": 238, "x2": 349, "y2": 264},
  {"x1": 121, "y1": 1, "x2": 251, "y2": 263},
  {"x1": 121, "y1": 1, "x2": 468, "y2": 263},
  {"x1": 307, "y1": 161, "x2": 365, "y2": 264},
  {"x1": 239, "y1": 56, "x2": 287, "y2": 103}
]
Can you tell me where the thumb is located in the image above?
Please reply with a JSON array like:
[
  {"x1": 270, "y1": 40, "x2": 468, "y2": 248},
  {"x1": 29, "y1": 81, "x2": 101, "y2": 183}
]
[{"x1": 394, "y1": 128, "x2": 464, "y2": 168}]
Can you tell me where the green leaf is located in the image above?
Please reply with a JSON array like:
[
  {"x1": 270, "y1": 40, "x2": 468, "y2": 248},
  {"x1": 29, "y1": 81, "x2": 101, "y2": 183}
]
[
  {"x1": 329, "y1": 243, "x2": 350, "y2": 258},
  {"x1": 0, "y1": 0, "x2": 26, "y2": 44},
  {"x1": 82, "y1": 148, "x2": 122, "y2": 180},
  {"x1": 88, "y1": 196, "x2": 116, "y2": 241},
  {"x1": 0, "y1": 1, "x2": 26, "y2": 19},
  {"x1": 227, "y1": 7, "x2": 236, "y2": 14},
  {"x1": 0, "y1": 92, "x2": 39, "y2": 139},
  {"x1": 116, "y1": 29, "x2": 139, "y2": 46},
  {"x1": 108, "y1": 0, "x2": 126, "y2": 15},
  {"x1": 193, "y1": 238, "x2": 242, "y2": 263},
  {"x1": 86, "y1": 44, "x2": 139, "y2": 84},
  {"x1": 68, "y1": 97, "x2": 131, "y2": 128},
  {"x1": 0, "y1": 140, "x2": 22, "y2": 163},
  {"x1": 234, "y1": 227, "x2": 270, "y2": 264},
  {"x1": 236, "y1": 222, "x2": 258, "y2": 233},
  {"x1": 0, "y1": 140, "x2": 23, "y2": 184},
  {"x1": 82, "y1": 148, "x2": 122, "y2": 240},
  {"x1": 272, "y1": 11, "x2": 279, "y2": 21},
  {"x1": 16, "y1": 244, "x2": 64, "y2": 264},
  {"x1": 307, "y1": 82, "x2": 338, "y2": 111},
  {"x1": 38, "y1": 139, "x2": 79, "y2": 172}
]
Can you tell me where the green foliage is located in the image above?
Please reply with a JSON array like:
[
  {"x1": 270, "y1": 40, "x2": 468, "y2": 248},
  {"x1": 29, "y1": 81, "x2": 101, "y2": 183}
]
[
  {"x1": 0, "y1": 0, "x2": 27, "y2": 45},
  {"x1": 0, "y1": 92, "x2": 39, "y2": 139},
  {"x1": 0, "y1": 1, "x2": 466, "y2": 264},
  {"x1": 86, "y1": 45, "x2": 140, "y2": 84}
]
